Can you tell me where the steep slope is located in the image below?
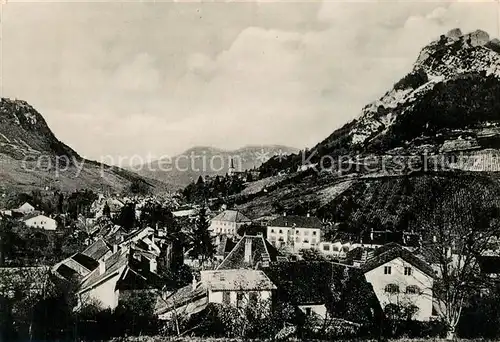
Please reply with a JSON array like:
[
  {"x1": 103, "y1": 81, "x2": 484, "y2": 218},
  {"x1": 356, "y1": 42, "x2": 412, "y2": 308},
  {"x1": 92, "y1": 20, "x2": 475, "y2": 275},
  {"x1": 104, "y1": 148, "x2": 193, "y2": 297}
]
[
  {"x1": 0, "y1": 98, "x2": 162, "y2": 194},
  {"x1": 308, "y1": 29, "x2": 500, "y2": 161},
  {"x1": 136, "y1": 145, "x2": 299, "y2": 187},
  {"x1": 232, "y1": 29, "x2": 500, "y2": 233}
]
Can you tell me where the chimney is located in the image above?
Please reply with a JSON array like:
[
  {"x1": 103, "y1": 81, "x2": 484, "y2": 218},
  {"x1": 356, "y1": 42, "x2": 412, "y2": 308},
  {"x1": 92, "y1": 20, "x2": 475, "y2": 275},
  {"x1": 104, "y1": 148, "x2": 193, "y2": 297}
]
[
  {"x1": 150, "y1": 258, "x2": 157, "y2": 273},
  {"x1": 370, "y1": 228, "x2": 374, "y2": 241},
  {"x1": 283, "y1": 212, "x2": 287, "y2": 217},
  {"x1": 98, "y1": 260, "x2": 106, "y2": 275},
  {"x1": 306, "y1": 212, "x2": 310, "y2": 218},
  {"x1": 112, "y1": 244, "x2": 118, "y2": 253},
  {"x1": 192, "y1": 274, "x2": 197, "y2": 290},
  {"x1": 244, "y1": 238, "x2": 252, "y2": 263}
]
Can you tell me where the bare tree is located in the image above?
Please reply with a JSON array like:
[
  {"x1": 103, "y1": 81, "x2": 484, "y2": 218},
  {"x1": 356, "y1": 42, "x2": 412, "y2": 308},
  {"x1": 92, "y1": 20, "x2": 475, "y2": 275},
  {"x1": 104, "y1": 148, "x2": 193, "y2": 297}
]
[{"x1": 417, "y1": 179, "x2": 500, "y2": 339}]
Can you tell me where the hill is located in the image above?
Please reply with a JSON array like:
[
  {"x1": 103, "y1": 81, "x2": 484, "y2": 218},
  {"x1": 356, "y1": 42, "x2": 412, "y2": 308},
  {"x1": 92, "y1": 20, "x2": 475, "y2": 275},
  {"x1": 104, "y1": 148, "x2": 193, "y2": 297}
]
[
  {"x1": 135, "y1": 145, "x2": 299, "y2": 188},
  {"x1": 0, "y1": 98, "x2": 164, "y2": 194},
  {"x1": 229, "y1": 29, "x2": 500, "y2": 234}
]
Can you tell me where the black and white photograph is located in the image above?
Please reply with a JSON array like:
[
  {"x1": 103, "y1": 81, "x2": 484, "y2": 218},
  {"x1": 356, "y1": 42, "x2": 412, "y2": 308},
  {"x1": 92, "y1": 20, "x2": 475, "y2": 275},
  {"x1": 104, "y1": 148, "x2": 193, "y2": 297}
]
[{"x1": 1, "y1": 0, "x2": 500, "y2": 341}]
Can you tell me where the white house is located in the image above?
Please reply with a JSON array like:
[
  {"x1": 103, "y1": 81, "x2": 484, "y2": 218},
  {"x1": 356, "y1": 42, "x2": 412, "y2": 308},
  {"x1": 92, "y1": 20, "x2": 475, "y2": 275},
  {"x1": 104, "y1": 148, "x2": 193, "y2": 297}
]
[
  {"x1": 209, "y1": 210, "x2": 252, "y2": 237},
  {"x1": 16, "y1": 202, "x2": 35, "y2": 215},
  {"x1": 200, "y1": 269, "x2": 276, "y2": 307},
  {"x1": 24, "y1": 214, "x2": 57, "y2": 231},
  {"x1": 361, "y1": 244, "x2": 435, "y2": 321},
  {"x1": 267, "y1": 214, "x2": 323, "y2": 252}
]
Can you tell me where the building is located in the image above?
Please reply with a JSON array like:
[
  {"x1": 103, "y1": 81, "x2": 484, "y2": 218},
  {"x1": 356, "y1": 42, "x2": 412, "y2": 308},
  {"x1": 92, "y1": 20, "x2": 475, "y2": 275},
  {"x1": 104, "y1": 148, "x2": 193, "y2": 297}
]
[
  {"x1": 16, "y1": 202, "x2": 35, "y2": 215},
  {"x1": 217, "y1": 235, "x2": 285, "y2": 270},
  {"x1": 76, "y1": 247, "x2": 161, "y2": 310},
  {"x1": 24, "y1": 214, "x2": 57, "y2": 231},
  {"x1": 209, "y1": 210, "x2": 252, "y2": 237},
  {"x1": 267, "y1": 214, "x2": 323, "y2": 252},
  {"x1": 361, "y1": 243, "x2": 435, "y2": 321},
  {"x1": 155, "y1": 269, "x2": 276, "y2": 320}
]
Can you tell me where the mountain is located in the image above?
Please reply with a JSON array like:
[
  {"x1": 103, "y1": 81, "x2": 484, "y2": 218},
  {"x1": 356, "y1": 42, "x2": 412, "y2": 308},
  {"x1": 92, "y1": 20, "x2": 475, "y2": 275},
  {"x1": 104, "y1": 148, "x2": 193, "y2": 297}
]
[
  {"x1": 0, "y1": 98, "x2": 164, "y2": 194},
  {"x1": 231, "y1": 29, "x2": 500, "y2": 232},
  {"x1": 310, "y1": 29, "x2": 500, "y2": 162},
  {"x1": 135, "y1": 145, "x2": 299, "y2": 188}
]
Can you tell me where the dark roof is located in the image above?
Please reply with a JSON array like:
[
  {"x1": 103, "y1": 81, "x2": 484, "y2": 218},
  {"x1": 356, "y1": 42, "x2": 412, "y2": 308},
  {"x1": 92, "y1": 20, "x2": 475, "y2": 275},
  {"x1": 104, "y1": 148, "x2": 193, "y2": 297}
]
[
  {"x1": 82, "y1": 238, "x2": 111, "y2": 260},
  {"x1": 216, "y1": 235, "x2": 236, "y2": 257},
  {"x1": 56, "y1": 264, "x2": 80, "y2": 281},
  {"x1": 478, "y1": 255, "x2": 500, "y2": 275},
  {"x1": 212, "y1": 210, "x2": 252, "y2": 223},
  {"x1": 361, "y1": 243, "x2": 435, "y2": 278},
  {"x1": 71, "y1": 253, "x2": 99, "y2": 271},
  {"x1": 79, "y1": 249, "x2": 128, "y2": 291},
  {"x1": 268, "y1": 215, "x2": 322, "y2": 229},
  {"x1": 264, "y1": 261, "x2": 364, "y2": 306},
  {"x1": 217, "y1": 235, "x2": 282, "y2": 270}
]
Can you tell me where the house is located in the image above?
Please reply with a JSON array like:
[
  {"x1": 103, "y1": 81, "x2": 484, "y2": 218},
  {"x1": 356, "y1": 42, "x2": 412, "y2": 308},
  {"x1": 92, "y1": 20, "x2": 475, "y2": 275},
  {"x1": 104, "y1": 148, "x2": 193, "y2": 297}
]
[
  {"x1": 267, "y1": 214, "x2": 323, "y2": 252},
  {"x1": 201, "y1": 269, "x2": 276, "y2": 307},
  {"x1": 217, "y1": 235, "x2": 285, "y2": 270},
  {"x1": 24, "y1": 214, "x2": 57, "y2": 231},
  {"x1": 264, "y1": 261, "x2": 380, "y2": 322},
  {"x1": 155, "y1": 269, "x2": 277, "y2": 320},
  {"x1": 76, "y1": 246, "x2": 161, "y2": 310},
  {"x1": 52, "y1": 253, "x2": 100, "y2": 282},
  {"x1": 361, "y1": 243, "x2": 435, "y2": 321},
  {"x1": 16, "y1": 202, "x2": 35, "y2": 215},
  {"x1": 209, "y1": 210, "x2": 252, "y2": 237}
]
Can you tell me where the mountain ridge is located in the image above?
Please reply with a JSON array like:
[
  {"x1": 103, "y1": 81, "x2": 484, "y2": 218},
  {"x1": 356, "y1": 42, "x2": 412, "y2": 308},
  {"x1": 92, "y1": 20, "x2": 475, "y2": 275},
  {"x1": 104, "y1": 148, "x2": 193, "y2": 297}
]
[{"x1": 0, "y1": 98, "x2": 165, "y2": 194}]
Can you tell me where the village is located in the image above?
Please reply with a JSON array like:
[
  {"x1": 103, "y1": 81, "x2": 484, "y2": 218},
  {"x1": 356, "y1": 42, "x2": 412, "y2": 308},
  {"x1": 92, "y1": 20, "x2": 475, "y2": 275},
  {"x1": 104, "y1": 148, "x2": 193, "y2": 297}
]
[{"x1": 1, "y1": 166, "x2": 498, "y2": 341}]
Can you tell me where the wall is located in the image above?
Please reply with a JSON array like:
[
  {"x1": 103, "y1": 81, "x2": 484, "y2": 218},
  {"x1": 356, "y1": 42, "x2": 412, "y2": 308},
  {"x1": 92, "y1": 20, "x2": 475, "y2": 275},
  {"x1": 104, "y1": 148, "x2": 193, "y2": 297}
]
[
  {"x1": 364, "y1": 257, "x2": 434, "y2": 321},
  {"x1": 208, "y1": 290, "x2": 272, "y2": 307},
  {"x1": 79, "y1": 269, "x2": 124, "y2": 310},
  {"x1": 267, "y1": 226, "x2": 321, "y2": 251},
  {"x1": 25, "y1": 216, "x2": 57, "y2": 231},
  {"x1": 210, "y1": 221, "x2": 238, "y2": 236}
]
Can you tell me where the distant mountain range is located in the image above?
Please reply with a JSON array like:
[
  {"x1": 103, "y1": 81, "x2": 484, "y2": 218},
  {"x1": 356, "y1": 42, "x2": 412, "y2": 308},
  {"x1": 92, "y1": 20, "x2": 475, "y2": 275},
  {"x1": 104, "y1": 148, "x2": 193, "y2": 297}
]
[
  {"x1": 0, "y1": 98, "x2": 164, "y2": 194},
  {"x1": 134, "y1": 145, "x2": 299, "y2": 188}
]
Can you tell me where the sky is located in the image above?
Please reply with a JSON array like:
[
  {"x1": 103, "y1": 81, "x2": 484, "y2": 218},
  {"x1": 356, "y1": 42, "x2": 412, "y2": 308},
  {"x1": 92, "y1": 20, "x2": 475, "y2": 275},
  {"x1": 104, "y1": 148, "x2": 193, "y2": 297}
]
[{"x1": 1, "y1": 0, "x2": 500, "y2": 162}]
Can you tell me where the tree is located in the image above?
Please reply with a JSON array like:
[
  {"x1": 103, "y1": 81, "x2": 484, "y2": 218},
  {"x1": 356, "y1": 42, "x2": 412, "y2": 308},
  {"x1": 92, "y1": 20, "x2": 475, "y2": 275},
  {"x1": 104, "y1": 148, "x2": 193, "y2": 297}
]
[
  {"x1": 417, "y1": 178, "x2": 500, "y2": 339},
  {"x1": 299, "y1": 248, "x2": 326, "y2": 261},
  {"x1": 188, "y1": 207, "x2": 215, "y2": 266},
  {"x1": 115, "y1": 202, "x2": 136, "y2": 231}
]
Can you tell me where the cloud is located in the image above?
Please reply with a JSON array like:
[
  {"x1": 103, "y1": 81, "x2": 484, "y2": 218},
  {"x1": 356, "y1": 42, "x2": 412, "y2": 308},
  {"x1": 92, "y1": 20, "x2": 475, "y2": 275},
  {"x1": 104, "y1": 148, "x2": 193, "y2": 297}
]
[{"x1": 2, "y1": 1, "x2": 500, "y2": 161}]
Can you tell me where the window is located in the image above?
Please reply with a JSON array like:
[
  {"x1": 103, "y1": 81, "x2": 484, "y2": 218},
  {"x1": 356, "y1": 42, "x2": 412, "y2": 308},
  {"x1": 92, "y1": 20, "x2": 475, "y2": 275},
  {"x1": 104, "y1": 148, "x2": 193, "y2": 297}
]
[
  {"x1": 406, "y1": 285, "x2": 420, "y2": 294},
  {"x1": 271, "y1": 229, "x2": 275, "y2": 233},
  {"x1": 279, "y1": 230, "x2": 283, "y2": 234},
  {"x1": 223, "y1": 291, "x2": 230, "y2": 305},
  {"x1": 312, "y1": 231, "x2": 317, "y2": 236},
  {"x1": 385, "y1": 284, "x2": 399, "y2": 294},
  {"x1": 312, "y1": 238, "x2": 316, "y2": 244},
  {"x1": 323, "y1": 245, "x2": 330, "y2": 251},
  {"x1": 305, "y1": 308, "x2": 312, "y2": 316},
  {"x1": 236, "y1": 292, "x2": 244, "y2": 307},
  {"x1": 384, "y1": 266, "x2": 392, "y2": 275},
  {"x1": 304, "y1": 239, "x2": 309, "y2": 244},
  {"x1": 249, "y1": 292, "x2": 258, "y2": 305},
  {"x1": 296, "y1": 237, "x2": 301, "y2": 243},
  {"x1": 304, "y1": 230, "x2": 309, "y2": 236},
  {"x1": 404, "y1": 267, "x2": 412, "y2": 276}
]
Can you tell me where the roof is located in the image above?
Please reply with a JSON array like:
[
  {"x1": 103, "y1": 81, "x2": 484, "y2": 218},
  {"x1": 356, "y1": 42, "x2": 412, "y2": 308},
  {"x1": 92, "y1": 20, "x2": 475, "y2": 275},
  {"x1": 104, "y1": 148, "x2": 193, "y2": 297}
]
[
  {"x1": 201, "y1": 269, "x2": 277, "y2": 291},
  {"x1": 56, "y1": 264, "x2": 80, "y2": 281},
  {"x1": 155, "y1": 283, "x2": 208, "y2": 316},
  {"x1": 82, "y1": 238, "x2": 111, "y2": 260},
  {"x1": 268, "y1": 215, "x2": 322, "y2": 229},
  {"x1": 217, "y1": 235, "x2": 282, "y2": 270},
  {"x1": 71, "y1": 253, "x2": 99, "y2": 271},
  {"x1": 23, "y1": 213, "x2": 53, "y2": 222},
  {"x1": 361, "y1": 243, "x2": 435, "y2": 278},
  {"x1": 211, "y1": 210, "x2": 252, "y2": 223},
  {"x1": 264, "y1": 261, "x2": 364, "y2": 306},
  {"x1": 215, "y1": 235, "x2": 237, "y2": 257},
  {"x1": 79, "y1": 249, "x2": 128, "y2": 292}
]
